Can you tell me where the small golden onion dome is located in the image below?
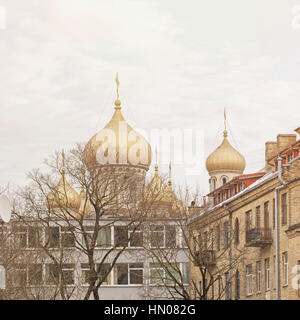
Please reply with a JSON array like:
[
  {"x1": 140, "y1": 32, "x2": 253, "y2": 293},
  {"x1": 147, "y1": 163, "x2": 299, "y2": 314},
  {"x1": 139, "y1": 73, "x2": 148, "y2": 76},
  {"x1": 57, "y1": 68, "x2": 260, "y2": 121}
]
[
  {"x1": 145, "y1": 166, "x2": 185, "y2": 215},
  {"x1": 206, "y1": 130, "x2": 246, "y2": 173},
  {"x1": 83, "y1": 99, "x2": 152, "y2": 170},
  {"x1": 47, "y1": 171, "x2": 80, "y2": 211}
]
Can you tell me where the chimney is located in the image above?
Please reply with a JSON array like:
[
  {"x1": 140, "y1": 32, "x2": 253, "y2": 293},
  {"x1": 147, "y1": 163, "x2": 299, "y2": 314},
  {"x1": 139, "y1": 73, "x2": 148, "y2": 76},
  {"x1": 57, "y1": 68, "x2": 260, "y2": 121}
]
[
  {"x1": 188, "y1": 201, "x2": 203, "y2": 216},
  {"x1": 265, "y1": 141, "x2": 277, "y2": 171},
  {"x1": 276, "y1": 134, "x2": 296, "y2": 152}
]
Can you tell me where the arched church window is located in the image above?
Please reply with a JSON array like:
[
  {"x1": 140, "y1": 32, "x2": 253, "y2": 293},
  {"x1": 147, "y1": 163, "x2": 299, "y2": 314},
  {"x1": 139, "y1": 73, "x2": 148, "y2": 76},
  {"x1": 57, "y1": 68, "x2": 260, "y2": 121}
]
[
  {"x1": 211, "y1": 177, "x2": 217, "y2": 191},
  {"x1": 221, "y1": 176, "x2": 229, "y2": 186}
]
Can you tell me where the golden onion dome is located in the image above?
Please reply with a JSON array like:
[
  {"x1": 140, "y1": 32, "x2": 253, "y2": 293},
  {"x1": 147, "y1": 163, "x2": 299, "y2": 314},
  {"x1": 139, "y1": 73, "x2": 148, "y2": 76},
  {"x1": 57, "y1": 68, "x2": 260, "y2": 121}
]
[
  {"x1": 146, "y1": 165, "x2": 174, "y2": 204},
  {"x1": 46, "y1": 171, "x2": 81, "y2": 211},
  {"x1": 83, "y1": 75, "x2": 152, "y2": 170},
  {"x1": 206, "y1": 130, "x2": 246, "y2": 173}
]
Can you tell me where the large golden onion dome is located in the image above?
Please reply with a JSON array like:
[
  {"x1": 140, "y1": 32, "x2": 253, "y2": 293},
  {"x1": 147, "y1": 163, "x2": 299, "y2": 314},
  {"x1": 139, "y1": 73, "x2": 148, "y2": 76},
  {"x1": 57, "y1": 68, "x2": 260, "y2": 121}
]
[
  {"x1": 206, "y1": 130, "x2": 246, "y2": 173},
  {"x1": 83, "y1": 74, "x2": 152, "y2": 170}
]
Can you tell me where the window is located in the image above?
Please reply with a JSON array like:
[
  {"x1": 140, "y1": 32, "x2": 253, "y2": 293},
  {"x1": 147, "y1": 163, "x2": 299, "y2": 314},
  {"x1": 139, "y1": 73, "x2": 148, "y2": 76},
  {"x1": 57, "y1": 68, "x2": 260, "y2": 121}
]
[
  {"x1": 46, "y1": 226, "x2": 60, "y2": 248},
  {"x1": 283, "y1": 252, "x2": 288, "y2": 286},
  {"x1": 246, "y1": 265, "x2": 253, "y2": 295},
  {"x1": 264, "y1": 202, "x2": 270, "y2": 230},
  {"x1": 217, "y1": 276, "x2": 222, "y2": 300},
  {"x1": 222, "y1": 192, "x2": 226, "y2": 201},
  {"x1": 256, "y1": 261, "x2": 262, "y2": 293},
  {"x1": 281, "y1": 193, "x2": 287, "y2": 225},
  {"x1": 46, "y1": 263, "x2": 74, "y2": 285},
  {"x1": 165, "y1": 225, "x2": 176, "y2": 248},
  {"x1": 62, "y1": 264, "x2": 75, "y2": 285},
  {"x1": 216, "y1": 226, "x2": 220, "y2": 251},
  {"x1": 150, "y1": 225, "x2": 176, "y2": 248},
  {"x1": 150, "y1": 225, "x2": 164, "y2": 248},
  {"x1": 235, "y1": 270, "x2": 240, "y2": 300},
  {"x1": 192, "y1": 236, "x2": 197, "y2": 254},
  {"x1": 225, "y1": 272, "x2": 231, "y2": 299},
  {"x1": 115, "y1": 263, "x2": 143, "y2": 285},
  {"x1": 46, "y1": 264, "x2": 59, "y2": 285},
  {"x1": 13, "y1": 226, "x2": 27, "y2": 248},
  {"x1": 209, "y1": 229, "x2": 214, "y2": 250},
  {"x1": 81, "y1": 263, "x2": 111, "y2": 285},
  {"x1": 98, "y1": 226, "x2": 112, "y2": 247},
  {"x1": 150, "y1": 263, "x2": 182, "y2": 285},
  {"x1": 83, "y1": 226, "x2": 112, "y2": 248},
  {"x1": 256, "y1": 206, "x2": 261, "y2": 229},
  {"x1": 150, "y1": 263, "x2": 164, "y2": 285},
  {"x1": 288, "y1": 153, "x2": 293, "y2": 162},
  {"x1": 221, "y1": 176, "x2": 228, "y2": 186},
  {"x1": 203, "y1": 231, "x2": 208, "y2": 250},
  {"x1": 211, "y1": 177, "x2": 217, "y2": 191},
  {"x1": 13, "y1": 264, "x2": 26, "y2": 287},
  {"x1": 265, "y1": 258, "x2": 270, "y2": 291},
  {"x1": 234, "y1": 218, "x2": 239, "y2": 245},
  {"x1": 182, "y1": 263, "x2": 189, "y2": 285},
  {"x1": 28, "y1": 264, "x2": 42, "y2": 285},
  {"x1": 61, "y1": 227, "x2": 75, "y2": 248},
  {"x1": 114, "y1": 226, "x2": 128, "y2": 247},
  {"x1": 223, "y1": 221, "x2": 230, "y2": 248},
  {"x1": 129, "y1": 226, "x2": 143, "y2": 247},
  {"x1": 245, "y1": 210, "x2": 252, "y2": 231},
  {"x1": 28, "y1": 227, "x2": 42, "y2": 248}
]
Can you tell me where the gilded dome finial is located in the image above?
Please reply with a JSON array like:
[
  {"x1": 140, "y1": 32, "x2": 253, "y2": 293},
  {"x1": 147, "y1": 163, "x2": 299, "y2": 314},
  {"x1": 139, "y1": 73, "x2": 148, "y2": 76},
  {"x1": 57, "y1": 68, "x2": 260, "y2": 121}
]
[
  {"x1": 223, "y1": 107, "x2": 228, "y2": 137},
  {"x1": 154, "y1": 146, "x2": 158, "y2": 174},
  {"x1": 114, "y1": 72, "x2": 121, "y2": 109},
  {"x1": 168, "y1": 161, "x2": 172, "y2": 186}
]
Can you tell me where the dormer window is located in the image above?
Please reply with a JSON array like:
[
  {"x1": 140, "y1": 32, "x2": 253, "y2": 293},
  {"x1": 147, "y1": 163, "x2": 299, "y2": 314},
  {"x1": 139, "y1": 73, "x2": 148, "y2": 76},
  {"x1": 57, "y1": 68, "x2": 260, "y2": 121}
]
[{"x1": 288, "y1": 153, "x2": 293, "y2": 162}]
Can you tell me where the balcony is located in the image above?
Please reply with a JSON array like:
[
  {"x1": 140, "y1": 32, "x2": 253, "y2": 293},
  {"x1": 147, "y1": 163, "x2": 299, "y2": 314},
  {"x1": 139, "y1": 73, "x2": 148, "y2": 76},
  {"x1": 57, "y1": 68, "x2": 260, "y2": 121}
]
[
  {"x1": 245, "y1": 228, "x2": 272, "y2": 247},
  {"x1": 194, "y1": 249, "x2": 216, "y2": 267}
]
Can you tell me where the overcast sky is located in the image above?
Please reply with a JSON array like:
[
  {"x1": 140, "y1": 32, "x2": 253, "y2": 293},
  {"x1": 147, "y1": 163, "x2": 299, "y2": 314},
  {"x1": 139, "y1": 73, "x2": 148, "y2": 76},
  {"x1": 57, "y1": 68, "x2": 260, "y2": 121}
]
[{"x1": 0, "y1": 0, "x2": 300, "y2": 196}]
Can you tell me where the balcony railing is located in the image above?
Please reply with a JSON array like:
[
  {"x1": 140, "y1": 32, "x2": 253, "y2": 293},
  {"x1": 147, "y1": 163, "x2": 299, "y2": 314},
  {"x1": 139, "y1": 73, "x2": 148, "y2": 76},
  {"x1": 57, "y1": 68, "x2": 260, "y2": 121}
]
[
  {"x1": 194, "y1": 249, "x2": 216, "y2": 267},
  {"x1": 245, "y1": 228, "x2": 272, "y2": 247}
]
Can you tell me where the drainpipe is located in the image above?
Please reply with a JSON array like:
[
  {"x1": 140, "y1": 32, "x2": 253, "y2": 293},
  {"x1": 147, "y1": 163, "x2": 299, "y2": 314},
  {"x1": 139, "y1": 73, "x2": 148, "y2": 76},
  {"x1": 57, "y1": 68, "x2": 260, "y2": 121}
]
[{"x1": 274, "y1": 157, "x2": 286, "y2": 300}]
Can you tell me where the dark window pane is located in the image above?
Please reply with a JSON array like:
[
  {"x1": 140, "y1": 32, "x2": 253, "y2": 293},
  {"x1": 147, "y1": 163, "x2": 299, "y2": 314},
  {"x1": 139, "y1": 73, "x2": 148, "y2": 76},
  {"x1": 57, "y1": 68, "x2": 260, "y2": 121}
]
[
  {"x1": 165, "y1": 226, "x2": 176, "y2": 248},
  {"x1": 114, "y1": 226, "x2": 128, "y2": 247},
  {"x1": 130, "y1": 269, "x2": 143, "y2": 284},
  {"x1": 46, "y1": 227, "x2": 60, "y2": 248},
  {"x1": 46, "y1": 264, "x2": 59, "y2": 285},
  {"x1": 28, "y1": 264, "x2": 42, "y2": 285},
  {"x1": 116, "y1": 264, "x2": 128, "y2": 284}
]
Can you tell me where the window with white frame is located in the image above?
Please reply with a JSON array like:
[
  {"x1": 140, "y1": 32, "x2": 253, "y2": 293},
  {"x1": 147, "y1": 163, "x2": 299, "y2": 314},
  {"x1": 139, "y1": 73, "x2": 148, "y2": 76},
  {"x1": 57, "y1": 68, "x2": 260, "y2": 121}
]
[
  {"x1": 150, "y1": 263, "x2": 183, "y2": 285},
  {"x1": 256, "y1": 261, "x2": 262, "y2": 293},
  {"x1": 129, "y1": 225, "x2": 143, "y2": 247},
  {"x1": 12, "y1": 264, "x2": 42, "y2": 287},
  {"x1": 265, "y1": 258, "x2": 270, "y2": 291},
  {"x1": 114, "y1": 263, "x2": 143, "y2": 285},
  {"x1": 150, "y1": 225, "x2": 176, "y2": 248},
  {"x1": 283, "y1": 252, "x2": 288, "y2": 286},
  {"x1": 246, "y1": 264, "x2": 253, "y2": 295},
  {"x1": 82, "y1": 226, "x2": 112, "y2": 248},
  {"x1": 46, "y1": 263, "x2": 74, "y2": 285},
  {"x1": 81, "y1": 263, "x2": 111, "y2": 285}
]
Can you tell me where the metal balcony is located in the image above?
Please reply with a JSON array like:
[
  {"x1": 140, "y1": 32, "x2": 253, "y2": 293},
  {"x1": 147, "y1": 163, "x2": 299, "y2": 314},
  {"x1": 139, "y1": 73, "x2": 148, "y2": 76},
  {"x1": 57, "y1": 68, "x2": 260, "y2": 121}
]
[
  {"x1": 193, "y1": 249, "x2": 216, "y2": 267},
  {"x1": 245, "y1": 228, "x2": 272, "y2": 247}
]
